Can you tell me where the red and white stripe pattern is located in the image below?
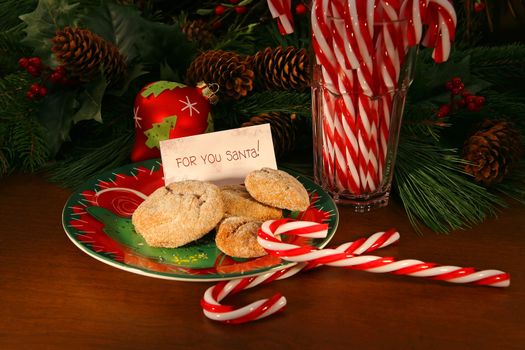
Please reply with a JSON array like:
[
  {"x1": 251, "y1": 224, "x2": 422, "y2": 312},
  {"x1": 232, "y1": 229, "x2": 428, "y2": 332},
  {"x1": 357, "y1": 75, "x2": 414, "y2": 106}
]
[
  {"x1": 267, "y1": 0, "x2": 294, "y2": 34},
  {"x1": 307, "y1": 0, "x2": 457, "y2": 197},
  {"x1": 258, "y1": 220, "x2": 509, "y2": 287},
  {"x1": 202, "y1": 219, "x2": 509, "y2": 324},
  {"x1": 202, "y1": 220, "x2": 400, "y2": 324}
]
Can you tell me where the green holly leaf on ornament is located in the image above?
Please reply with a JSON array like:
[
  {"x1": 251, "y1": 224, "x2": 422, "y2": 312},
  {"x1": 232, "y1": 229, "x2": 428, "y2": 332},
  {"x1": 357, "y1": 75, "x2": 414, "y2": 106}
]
[
  {"x1": 141, "y1": 81, "x2": 186, "y2": 98},
  {"x1": 144, "y1": 115, "x2": 178, "y2": 149}
]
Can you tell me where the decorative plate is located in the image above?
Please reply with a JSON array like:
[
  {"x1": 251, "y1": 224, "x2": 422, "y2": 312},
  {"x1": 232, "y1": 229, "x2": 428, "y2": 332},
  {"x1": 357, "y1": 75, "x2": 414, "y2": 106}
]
[{"x1": 62, "y1": 159, "x2": 339, "y2": 281}]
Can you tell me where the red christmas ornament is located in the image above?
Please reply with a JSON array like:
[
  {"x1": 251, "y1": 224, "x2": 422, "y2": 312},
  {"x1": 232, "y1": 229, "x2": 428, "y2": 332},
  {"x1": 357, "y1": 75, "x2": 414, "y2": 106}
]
[{"x1": 131, "y1": 81, "x2": 216, "y2": 163}]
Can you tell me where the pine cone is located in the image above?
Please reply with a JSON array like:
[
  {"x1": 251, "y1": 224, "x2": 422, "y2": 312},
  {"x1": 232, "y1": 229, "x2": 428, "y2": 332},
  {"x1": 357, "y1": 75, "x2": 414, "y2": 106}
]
[
  {"x1": 186, "y1": 50, "x2": 254, "y2": 100},
  {"x1": 241, "y1": 112, "x2": 298, "y2": 158},
  {"x1": 462, "y1": 119, "x2": 522, "y2": 186},
  {"x1": 247, "y1": 46, "x2": 310, "y2": 91},
  {"x1": 52, "y1": 27, "x2": 127, "y2": 86},
  {"x1": 181, "y1": 19, "x2": 214, "y2": 48}
]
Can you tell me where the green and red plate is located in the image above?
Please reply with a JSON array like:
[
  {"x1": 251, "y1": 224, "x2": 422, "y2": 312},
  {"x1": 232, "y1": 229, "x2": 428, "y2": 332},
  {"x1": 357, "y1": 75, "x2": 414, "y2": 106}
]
[{"x1": 62, "y1": 159, "x2": 339, "y2": 281}]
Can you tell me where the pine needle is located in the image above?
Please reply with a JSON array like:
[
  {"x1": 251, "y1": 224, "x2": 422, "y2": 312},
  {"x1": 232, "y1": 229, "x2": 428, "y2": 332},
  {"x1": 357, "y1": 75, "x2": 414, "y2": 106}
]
[
  {"x1": 235, "y1": 91, "x2": 311, "y2": 118},
  {"x1": 47, "y1": 132, "x2": 133, "y2": 189},
  {"x1": 395, "y1": 139, "x2": 504, "y2": 233}
]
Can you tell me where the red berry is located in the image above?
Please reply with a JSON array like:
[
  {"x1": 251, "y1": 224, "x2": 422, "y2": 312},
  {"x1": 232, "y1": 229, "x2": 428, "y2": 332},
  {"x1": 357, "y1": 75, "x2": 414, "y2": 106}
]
[
  {"x1": 451, "y1": 77, "x2": 462, "y2": 87},
  {"x1": 458, "y1": 82, "x2": 464, "y2": 91},
  {"x1": 457, "y1": 98, "x2": 466, "y2": 107},
  {"x1": 295, "y1": 3, "x2": 307, "y2": 15},
  {"x1": 474, "y1": 2, "x2": 486, "y2": 13},
  {"x1": 212, "y1": 20, "x2": 222, "y2": 29},
  {"x1": 215, "y1": 5, "x2": 226, "y2": 15},
  {"x1": 437, "y1": 104, "x2": 451, "y2": 118},
  {"x1": 234, "y1": 6, "x2": 247, "y2": 14},
  {"x1": 27, "y1": 65, "x2": 40, "y2": 77},
  {"x1": 467, "y1": 102, "x2": 477, "y2": 111},
  {"x1": 54, "y1": 66, "x2": 66, "y2": 75},
  {"x1": 18, "y1": 57, "x2": 29, "y2": 68},
  {"x1": 466, "y1": 95, "x2": 476, "y2": 104},
  {"x1": 445, "y1": 81, "x2": 454, "y2": 91},
  {"x1": 26, "y1": 91, "x2": 34, "y2": 100},
  {"x1": 475, "y1": 96, "x2": 485, "y2": 106},
  {"x1": 38, "y1": 86, "x2": 47, "y2": 97},
  {"x1": 451, "y1": 88, "x2": 460, "y2": 95},
  {"x1": 30, "y1": 83, "x2": 41, "y2": 94},
  {"x1": 50, "y1": 72, "x2": 62, "y2": 83},
  {"x1": 229, "y1": 0, "x2": 240, "y2": 3},
  {"x1": 28, "y1": 57, "x2": 42, "y2": 68},
  {"x1": 461, "y1": 91, "x2": 471, "y2": 98}
]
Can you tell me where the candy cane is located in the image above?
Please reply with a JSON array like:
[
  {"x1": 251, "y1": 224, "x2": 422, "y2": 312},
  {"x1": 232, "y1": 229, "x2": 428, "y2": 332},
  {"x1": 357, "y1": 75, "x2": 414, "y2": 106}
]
[
  {"x1": 257, "y1": 220, "x2": 509, "y2": 287},
  {"x1": 267, "y1": 0, "x2": 294, "y2": 34},
  {"x1": 422, "y1": 0, "x2": 457, "y2": 62},
  {"x1": 202, "y1": 221, "x2": 400, "y2": 324},
  {"x1": 202, "y1": 219, "x2": 509, "y2": 324}
]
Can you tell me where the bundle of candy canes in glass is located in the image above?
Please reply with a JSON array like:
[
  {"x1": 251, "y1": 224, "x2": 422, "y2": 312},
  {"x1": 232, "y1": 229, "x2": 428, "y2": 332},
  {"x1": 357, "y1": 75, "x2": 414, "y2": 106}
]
[{"x1": 309, "y1": 0, "x2": 456, "y2": 211}]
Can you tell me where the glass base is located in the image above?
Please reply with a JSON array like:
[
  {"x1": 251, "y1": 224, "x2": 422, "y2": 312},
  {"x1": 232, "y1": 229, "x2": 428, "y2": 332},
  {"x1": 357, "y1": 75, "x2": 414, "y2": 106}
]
[{"x1": 331, "y1": 191, "x2": 390, "y2": 213}]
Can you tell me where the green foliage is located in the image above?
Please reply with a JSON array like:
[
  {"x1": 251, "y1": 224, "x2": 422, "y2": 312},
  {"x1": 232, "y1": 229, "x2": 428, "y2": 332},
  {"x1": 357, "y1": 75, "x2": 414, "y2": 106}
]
[
  {"x1": 48, "y1": 132, "x2": 133, "y2": 188},
  {"x1": 19, "y1": 0, "x2": 83, "y2": 65},
  {"x1": 234, "y1": 91, "x2": 311, "y2": 118},
  {"x1": 395, "y1": 139, "x2": 504, "y2": 233},
  {"x1": 466, "y1": 44, "x2": 525, "y2": 89},
  {"x1": 0, "y1": 0, "x2": 522, "y2": 235},
  {"x1": 0, "y1": 0, "x2": 37, "y2": 31},
  {"x1": 0, "y1": 73, "x2": 49, "y2": 172}
]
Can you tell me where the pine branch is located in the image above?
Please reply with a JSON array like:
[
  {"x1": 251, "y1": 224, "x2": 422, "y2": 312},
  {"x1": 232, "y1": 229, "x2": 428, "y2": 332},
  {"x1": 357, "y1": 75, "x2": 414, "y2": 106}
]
[
  {"x1": 395, "y1": 139, "x2": 504, "y2": 233},
  {"x1": 10, "y1": 115, "x2": 49, "y2": 171},
  {"x1": 47, "y1": 132, "x2": 133, "y2": 188},
  {"x1": 464, "y1": 44, "x2": 525, "y2": 87},
  {"x1": 492, "y1": 160, "x2": 525, "y2": 204},
  {"x1": 0, "y1": 0, "x2": 37, "y2": 31},
  {"x1": 234, "y1": 91, "x2": 311, "y2": 119}
]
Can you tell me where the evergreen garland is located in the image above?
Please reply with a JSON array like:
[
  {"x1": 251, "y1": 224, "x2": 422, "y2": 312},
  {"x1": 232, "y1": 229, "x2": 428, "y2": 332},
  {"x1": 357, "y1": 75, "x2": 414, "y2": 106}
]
[{"x1": 0, "y1": 0, "x2": 523, "y2": 234}]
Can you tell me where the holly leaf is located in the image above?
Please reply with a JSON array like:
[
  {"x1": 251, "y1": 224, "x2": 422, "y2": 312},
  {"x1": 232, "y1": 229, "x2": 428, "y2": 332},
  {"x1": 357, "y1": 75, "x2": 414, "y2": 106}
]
[
  {"x1": 82, "y1": 2, "x2": 196, "y2": 75},
  {"x1": 107, "y1": 63, "x2": 149, "y2": 97},
  {"x1": 19, "y1": 0, "x2": 82, "y2": 65},
  {"x1": 144, "y1": 116, "x2": 178, "y2": 149},
  {"x1": 141, "y1": 81, "x2": 185, "y2": 98},
  {"x1": 159, "y1": 61, "x2": 179, "y2": 82},
  {"x1": 72, "y1": 74, "x2": 106, "y2": 123},
  {"x1": 82, "y1": 2, "x2": 144, "y2": 64},
  {"x1": 35, "y1": 89, "x2": 78, "y2": 156}
]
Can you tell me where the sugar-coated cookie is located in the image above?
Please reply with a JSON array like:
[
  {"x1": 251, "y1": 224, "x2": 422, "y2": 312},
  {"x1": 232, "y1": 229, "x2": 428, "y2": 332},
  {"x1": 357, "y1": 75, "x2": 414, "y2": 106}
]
[
  {"x1": 220, "y1": 184, "x2": 283, "y2": 221},
  {"x1": 215, "y1": 216, "x2": 266, "y2": 258},
  {"x1": 132, "y1": 180, "x2": 223, "y2": 248},
  {"x1": 244, "y1": 168, "x2": 310, "y2": 211}
]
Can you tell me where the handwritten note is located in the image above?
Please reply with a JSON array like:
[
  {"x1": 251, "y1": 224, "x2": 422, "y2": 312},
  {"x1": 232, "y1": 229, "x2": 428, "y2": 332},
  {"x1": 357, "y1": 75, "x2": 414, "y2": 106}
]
[{"x1": 160, "y1": 124, "x2": 277, "y2": 185}]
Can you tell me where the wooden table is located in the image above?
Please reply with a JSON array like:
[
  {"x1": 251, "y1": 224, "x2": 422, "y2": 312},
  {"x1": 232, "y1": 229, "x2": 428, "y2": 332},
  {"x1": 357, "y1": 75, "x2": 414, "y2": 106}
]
[{"x1": 1, "y1": 174, "x2": 524, "y2": 349}]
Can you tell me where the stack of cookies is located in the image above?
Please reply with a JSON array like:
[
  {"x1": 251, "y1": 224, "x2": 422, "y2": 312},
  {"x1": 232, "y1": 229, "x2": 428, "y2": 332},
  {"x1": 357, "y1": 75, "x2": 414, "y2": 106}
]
[{"x1": 132, "y1": 168, "x2": 310, "y2": 258}]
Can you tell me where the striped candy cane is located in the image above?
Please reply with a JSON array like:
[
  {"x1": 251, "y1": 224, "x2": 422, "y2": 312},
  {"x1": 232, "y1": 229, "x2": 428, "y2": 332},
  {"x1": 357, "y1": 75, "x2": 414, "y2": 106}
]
[{"x1": 202, "y1": 221, "x2": 400, "y2": 324}]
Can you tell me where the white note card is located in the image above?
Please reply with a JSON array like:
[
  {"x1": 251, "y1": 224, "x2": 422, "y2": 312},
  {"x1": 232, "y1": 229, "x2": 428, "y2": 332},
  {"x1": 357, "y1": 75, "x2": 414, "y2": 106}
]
[{"x1": 160, "y1": 124, "x2": 277, "y2": 185}]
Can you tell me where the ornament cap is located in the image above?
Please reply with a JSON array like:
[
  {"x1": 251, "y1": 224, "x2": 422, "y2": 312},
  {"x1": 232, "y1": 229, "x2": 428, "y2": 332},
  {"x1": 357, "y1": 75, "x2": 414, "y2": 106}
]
[{"x1": 197, "y1": 81, "x2": 220, "y2": 105}]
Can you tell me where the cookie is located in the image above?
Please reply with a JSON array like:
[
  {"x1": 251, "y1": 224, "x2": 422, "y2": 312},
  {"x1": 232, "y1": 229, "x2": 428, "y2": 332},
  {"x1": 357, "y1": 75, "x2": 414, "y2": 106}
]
[
  {"x1": 215, "y1": 216, "x2": 266, "y2": 258},
  {"x1": 132, "y1": 180, "x2": 224, "y2": 248},
  {"x1": 244, "y1": 168, "x2": 310, "y2": 212},
  {"x1": 220, "y1": 184, "x2": 283, "y2": 221}
]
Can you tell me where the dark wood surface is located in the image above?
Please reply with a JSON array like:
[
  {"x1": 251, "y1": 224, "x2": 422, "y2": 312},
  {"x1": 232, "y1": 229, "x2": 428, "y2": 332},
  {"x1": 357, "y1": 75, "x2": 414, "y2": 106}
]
[{"x1": 1, "y1": 174, "x2": 524, "y2": 349}]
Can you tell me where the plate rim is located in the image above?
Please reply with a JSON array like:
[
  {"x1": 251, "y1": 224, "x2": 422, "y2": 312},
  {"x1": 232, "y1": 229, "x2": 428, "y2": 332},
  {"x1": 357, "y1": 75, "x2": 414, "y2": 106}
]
[{"x1": 62, "y1": 161, "x2": 339, "y2": 282}]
